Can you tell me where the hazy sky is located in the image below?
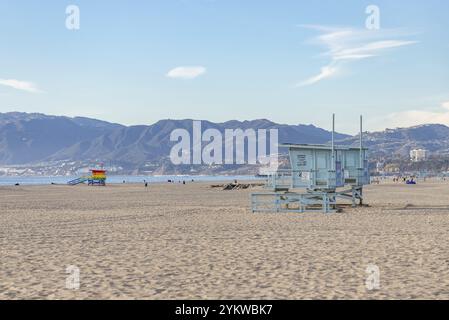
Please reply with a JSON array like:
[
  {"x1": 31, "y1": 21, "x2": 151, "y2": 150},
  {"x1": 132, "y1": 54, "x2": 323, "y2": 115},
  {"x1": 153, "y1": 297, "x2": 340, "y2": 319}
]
[{"x1": 0, "y1": 0, "x2": 448, "y2": 133}]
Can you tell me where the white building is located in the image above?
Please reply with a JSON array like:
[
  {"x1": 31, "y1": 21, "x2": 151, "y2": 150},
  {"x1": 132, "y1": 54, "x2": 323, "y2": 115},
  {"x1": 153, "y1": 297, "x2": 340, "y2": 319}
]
[
  {"x1": 410, "y1": 149, "x2": 427, "y2": 162},
  {"x1": 376, "y1": 161, "x2": 384, "y2": 174}
]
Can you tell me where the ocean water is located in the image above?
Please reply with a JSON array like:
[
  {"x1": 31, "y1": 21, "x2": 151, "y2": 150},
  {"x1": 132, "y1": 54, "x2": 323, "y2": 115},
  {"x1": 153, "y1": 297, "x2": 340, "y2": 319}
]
[{"x1": 0, "y1": 175, "x2": 264, "y2": 186}]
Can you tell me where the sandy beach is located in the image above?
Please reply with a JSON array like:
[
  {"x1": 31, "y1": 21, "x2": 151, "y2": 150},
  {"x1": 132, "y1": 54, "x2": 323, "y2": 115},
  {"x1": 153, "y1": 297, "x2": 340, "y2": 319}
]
[{"x1": 1, "y1": 180, "x2": 449, "y2": 299}]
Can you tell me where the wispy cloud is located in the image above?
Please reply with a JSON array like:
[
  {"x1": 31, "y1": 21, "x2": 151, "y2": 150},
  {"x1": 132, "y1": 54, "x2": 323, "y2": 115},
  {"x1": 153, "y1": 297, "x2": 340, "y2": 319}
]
[
  {"x1": 0, "y1": 78, "x2": 42, "y2": 93},
  {"x1": 296, "y1": 65, "x2": 338, "y2": 87},
  {"x1": 385, "y1": 101, "x2": 449, "y2": 128},
  {"x1": 296, "y1": 25, "x2": 418, "y2": 87},
  {"x1": 166, "y1": 66, "x2": 206, "y2": 79}
]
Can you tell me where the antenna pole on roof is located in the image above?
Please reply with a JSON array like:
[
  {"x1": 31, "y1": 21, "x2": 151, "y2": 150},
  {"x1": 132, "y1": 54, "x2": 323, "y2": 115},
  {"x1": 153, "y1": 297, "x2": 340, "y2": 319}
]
[
  {"x1": 331, "y1": 113, "x2": 335, "y2": 170},
  {"x1": 359, "y1": 115, "x2": 363, "y2": 168}
]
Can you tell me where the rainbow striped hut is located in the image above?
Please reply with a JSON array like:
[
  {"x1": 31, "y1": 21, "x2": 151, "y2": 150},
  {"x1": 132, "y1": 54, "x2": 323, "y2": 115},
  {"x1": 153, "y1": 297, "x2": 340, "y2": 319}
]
[{"x1": 88, "y1": 169, "x2": 107, "y2": 186}]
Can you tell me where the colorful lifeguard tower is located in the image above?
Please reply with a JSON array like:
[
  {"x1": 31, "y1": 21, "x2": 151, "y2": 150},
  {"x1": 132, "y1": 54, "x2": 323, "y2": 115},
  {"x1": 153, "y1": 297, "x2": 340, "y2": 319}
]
[
  {"x1": 88, "y1": 169, "x2": 107, "y2": 186},
  {"x1": 251, "y1": 115, "x2": 370, "y2": 213},
  {"x1": 67, "y1": 169, "x2": 107, "y2": 186}
]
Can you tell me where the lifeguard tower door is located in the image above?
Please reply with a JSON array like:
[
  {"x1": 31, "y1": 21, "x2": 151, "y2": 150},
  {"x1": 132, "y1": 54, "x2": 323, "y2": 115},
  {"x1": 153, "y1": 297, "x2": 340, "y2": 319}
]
[
  {"x1": 290, "y1": 149, "x2": 313, "y2": 188},
  {"x1": 315, "y1": 150, "x2": 330, "y2": 186}
]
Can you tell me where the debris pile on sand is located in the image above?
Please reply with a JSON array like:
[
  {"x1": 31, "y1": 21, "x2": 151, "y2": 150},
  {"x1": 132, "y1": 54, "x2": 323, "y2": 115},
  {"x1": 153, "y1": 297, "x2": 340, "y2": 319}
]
[{"x1": 211, "y1": 183, "x2": 265, "y2": 190}]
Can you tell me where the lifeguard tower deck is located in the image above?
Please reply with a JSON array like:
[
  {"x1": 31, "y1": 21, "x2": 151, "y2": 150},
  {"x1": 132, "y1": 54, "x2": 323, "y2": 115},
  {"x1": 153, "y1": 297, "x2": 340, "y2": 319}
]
[{"x1": 251, "y1": 115, "x2": 370, "y2": 213}]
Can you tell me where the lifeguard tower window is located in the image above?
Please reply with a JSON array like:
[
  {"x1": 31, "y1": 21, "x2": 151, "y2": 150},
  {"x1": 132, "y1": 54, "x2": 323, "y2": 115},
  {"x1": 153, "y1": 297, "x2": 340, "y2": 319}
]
[
  {"x1": 297, "y1": 154, "x2": 307, "y2": 166},
  {"x1": 346, "y1": 155, "x2": 356, "y2": 167}
]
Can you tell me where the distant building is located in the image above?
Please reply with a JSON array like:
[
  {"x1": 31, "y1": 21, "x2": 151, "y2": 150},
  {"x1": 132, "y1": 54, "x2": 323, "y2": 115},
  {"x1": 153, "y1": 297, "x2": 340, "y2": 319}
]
[
  {"x1": 376, "y1": 161, "x2": 384, "y2": 174},
  {"x1": 410, "y1": 149, "x2": 427, "y2": 162}
]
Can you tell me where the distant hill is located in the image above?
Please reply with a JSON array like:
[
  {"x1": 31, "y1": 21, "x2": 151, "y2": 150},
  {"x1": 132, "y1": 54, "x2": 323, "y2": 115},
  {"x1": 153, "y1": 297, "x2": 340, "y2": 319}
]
[
  {"x1": 2, "y1": 112, "x2": 449, "y2": 174},
  {"x1": 336, "y1": 124, "x2": 449, "y2": 158},
  {"x1": 0, "y1": 112, "x2": 124, "y2": 164}
]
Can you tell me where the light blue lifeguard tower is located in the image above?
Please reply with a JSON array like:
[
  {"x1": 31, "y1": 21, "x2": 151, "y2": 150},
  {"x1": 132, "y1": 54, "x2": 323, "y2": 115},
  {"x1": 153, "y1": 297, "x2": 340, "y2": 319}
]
[{"x1": 251, "y1": 115, "x2": 370, "y2": 213}]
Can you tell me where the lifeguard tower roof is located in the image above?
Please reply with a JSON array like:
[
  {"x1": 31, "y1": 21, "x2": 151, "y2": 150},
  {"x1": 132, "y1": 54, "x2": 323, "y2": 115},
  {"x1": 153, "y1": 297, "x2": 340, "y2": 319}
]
[{"x1": 280, "y1": 143, "x2": 368, "y2": 151}]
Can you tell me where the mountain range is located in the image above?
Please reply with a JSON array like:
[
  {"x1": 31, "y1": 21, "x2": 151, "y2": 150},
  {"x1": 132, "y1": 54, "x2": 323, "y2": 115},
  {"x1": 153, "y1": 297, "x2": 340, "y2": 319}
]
[
  {"x1": 337, "y1": 124, "x2": 449, "y2": 158},
  {"x1": 1, "y1": 112, "x2": 449, "y2": 174}
]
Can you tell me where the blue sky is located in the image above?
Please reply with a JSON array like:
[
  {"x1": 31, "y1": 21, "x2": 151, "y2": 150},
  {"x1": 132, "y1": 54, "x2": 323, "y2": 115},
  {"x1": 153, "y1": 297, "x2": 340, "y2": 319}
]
[{"x1": 0, "y1": 0, "x2": 448, "y2": 133}]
